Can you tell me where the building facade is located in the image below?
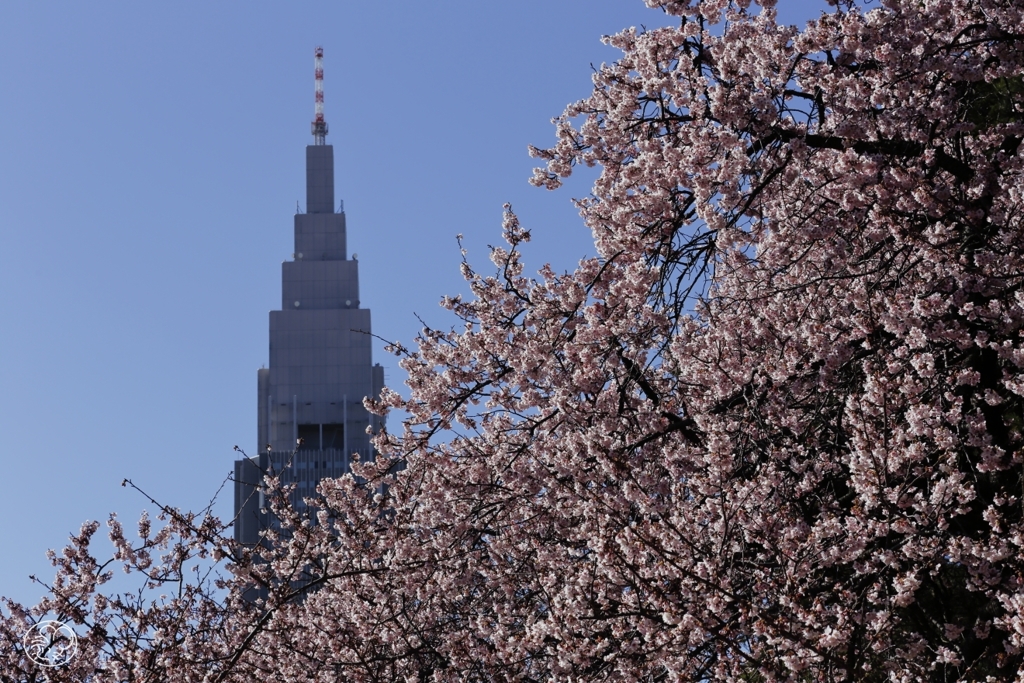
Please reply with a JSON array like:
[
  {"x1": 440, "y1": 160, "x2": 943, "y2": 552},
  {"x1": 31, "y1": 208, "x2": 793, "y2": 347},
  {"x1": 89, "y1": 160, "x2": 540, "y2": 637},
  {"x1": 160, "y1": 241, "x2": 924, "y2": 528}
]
[{"x1": 233, "y1": 140, "x2": 383, "y2": 546}]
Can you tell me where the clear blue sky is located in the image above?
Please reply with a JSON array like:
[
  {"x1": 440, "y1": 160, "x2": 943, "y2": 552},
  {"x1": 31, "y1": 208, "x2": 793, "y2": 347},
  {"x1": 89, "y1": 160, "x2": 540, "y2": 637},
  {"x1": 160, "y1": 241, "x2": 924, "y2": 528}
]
[{"x1": 0, "y1": 1, "x2": 827, "y2": 607}]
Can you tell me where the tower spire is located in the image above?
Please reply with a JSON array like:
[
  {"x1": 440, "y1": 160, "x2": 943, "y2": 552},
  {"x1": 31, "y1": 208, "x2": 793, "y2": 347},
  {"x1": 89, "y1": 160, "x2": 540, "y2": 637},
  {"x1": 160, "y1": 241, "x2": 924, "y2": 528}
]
[{"x1": 311, "y1": 46, "x2": 328, "y2": 145}]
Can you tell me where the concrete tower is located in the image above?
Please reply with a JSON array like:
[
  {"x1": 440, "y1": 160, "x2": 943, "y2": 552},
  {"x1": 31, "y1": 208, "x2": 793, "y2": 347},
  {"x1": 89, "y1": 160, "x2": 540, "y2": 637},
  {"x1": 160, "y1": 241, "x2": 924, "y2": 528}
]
[{"x1": 233, "y1": 48, "x2": 383, "y2": 546}]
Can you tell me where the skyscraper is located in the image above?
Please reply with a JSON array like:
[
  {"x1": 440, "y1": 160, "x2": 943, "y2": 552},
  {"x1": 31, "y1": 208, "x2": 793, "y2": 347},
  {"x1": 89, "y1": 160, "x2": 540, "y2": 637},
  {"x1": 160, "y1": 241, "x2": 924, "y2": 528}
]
[{"x1": 233, "y1": 47, "x2": 383, "y2": 546}]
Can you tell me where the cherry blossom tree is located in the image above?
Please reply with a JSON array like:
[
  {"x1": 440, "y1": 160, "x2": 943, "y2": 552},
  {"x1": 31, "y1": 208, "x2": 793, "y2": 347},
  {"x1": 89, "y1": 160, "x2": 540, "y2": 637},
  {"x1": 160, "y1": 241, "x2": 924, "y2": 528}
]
[{"x1": 3, "y1": 0, "x2": 1024, "y2": 680}]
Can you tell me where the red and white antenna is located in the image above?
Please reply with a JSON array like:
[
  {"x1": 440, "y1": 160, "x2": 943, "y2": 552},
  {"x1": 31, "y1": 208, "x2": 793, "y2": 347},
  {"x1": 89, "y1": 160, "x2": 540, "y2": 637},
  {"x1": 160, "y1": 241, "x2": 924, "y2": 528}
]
[{"x1": 311, "y1": 46, "x2": 328, "y2": 145}]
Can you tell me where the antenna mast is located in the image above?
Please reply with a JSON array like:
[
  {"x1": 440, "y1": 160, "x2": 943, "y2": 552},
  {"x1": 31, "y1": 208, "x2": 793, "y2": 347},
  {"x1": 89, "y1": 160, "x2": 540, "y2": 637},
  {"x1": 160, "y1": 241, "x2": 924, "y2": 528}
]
[{"x1": 311, "y1": 46, "x2": 328, "y2": 145}]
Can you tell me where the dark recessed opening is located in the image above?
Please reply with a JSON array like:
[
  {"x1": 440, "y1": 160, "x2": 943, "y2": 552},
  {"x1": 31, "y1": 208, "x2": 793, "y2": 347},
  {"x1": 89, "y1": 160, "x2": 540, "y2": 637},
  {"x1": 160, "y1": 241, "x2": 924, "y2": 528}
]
[{"x1": 297, "y1": 423, "x2": 344, "y2": 450}]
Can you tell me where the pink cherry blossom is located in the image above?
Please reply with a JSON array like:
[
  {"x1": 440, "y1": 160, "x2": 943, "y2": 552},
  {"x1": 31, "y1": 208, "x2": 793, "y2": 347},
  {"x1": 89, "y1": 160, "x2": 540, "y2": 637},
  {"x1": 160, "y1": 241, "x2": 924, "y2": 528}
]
[{"x1": 3, "y1": 0, "x2": 1024, "y2": 680}]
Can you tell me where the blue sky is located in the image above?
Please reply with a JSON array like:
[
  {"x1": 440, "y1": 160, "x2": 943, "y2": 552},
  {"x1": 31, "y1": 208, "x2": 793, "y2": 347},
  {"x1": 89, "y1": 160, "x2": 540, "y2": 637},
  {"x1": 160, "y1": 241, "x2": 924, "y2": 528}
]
[{"x1": 0, "y1": 1, "x2": 828, "y2": 607}]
